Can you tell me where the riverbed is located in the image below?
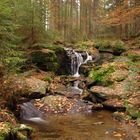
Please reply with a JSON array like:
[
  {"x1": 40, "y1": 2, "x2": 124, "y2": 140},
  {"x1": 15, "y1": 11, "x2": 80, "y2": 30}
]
[{"x1": 23, "y1": 111, "x2": 132, "y2": 140}]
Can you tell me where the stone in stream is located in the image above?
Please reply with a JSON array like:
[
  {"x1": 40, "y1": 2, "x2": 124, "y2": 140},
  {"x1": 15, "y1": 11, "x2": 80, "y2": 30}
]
[
  {"x1": 102, "y1": 99, "x2": 125, "y2": 111},
  {"x1": 33, "y1": 95, "x2": 93, "y2": 114}
]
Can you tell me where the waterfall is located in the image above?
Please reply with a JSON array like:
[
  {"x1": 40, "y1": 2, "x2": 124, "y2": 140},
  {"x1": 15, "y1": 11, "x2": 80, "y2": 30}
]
[
  {"x1": 72, "y1": 80, "x2": 83, "y2": 94},
  {"x1": 20, "y1": 102, "x2": 45, "y2": 123},
  {"x1": 65, "y1": 48, "x2": 92, "y2": 77}
]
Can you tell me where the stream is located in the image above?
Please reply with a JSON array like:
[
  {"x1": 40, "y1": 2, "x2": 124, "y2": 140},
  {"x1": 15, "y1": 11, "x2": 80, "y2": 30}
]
[
  {"x1": 20, "y1": 49, "x2": 132, "y2": 140},
  {"x1": 22, "y1": 111, "x2": 130, "y2": 140}
]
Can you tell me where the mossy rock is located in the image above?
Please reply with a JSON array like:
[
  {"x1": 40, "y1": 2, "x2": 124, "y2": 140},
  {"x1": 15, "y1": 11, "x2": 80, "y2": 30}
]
[
  {"x1": 30, "y1": 49, "x2": 59, "y2": 72},
  {"x1": 123, "y1": 49, "x2": 140, "y2": 62},
  {"x1": 0, "y1": 122, "x2": 33, "y2": 140},
  {"x1": 2, "y1": 76, "x2": 47, "y2": 108},
  {"x1": 30, "y1": 45, "x2": 69, "y2": 74},
  {"x1": 89, "y1": 62, "x2": 129, "y2": 86},
  {"x1": 89, "y1": 64, "x2": 115, "y2": 86},
  {"x1": 94, "y1": 40, "x2": 127, "y2": 55},
  {"x1": 111, "y1": 40, "x2": 128, "y2": 55}
]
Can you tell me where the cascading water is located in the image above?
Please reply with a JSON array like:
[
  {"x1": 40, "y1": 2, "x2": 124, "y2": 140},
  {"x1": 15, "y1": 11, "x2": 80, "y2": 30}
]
[
  {"x1": 20, "y1": 102, "x2": 45, "y2": 123},
  {"x1": 70, "y1": 80, "x2": 83, "y2": 95},
  {"x1": 65, "y1": 48, "x2": 92, "y2": 77}
]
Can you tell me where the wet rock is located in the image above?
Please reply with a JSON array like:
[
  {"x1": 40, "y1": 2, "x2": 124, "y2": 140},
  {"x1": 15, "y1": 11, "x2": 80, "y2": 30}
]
[
  {"x1": 102, "y1": 99, "x2": 125, "y2": 111},
  {"x1": 80, "y1": 62, "x2": 95, "y2": 76},
  {"x1": 34, "y1": 95, "x2": 92, "y2": 114},
  {"x1": 92, "y1": 103, "x2": 104, "y2": 111}
]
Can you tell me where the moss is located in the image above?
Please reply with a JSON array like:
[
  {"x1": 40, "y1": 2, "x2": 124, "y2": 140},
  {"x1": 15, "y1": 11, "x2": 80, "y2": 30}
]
[
  {"x1": 0, "y1": 122, "x2": 16, "y2": 140},
  {"x1": 93, "y1": 40, "x2": 127, "y2": 55},
  {"x1": 94, "y1": 40, "x2": 111, "y2": 50},
  {"x1": 127, "y1": 54, "x2": 140, "y2": 62},
  {"x1": 89, "y1": 65, "x2": 115, "y2": 86},
  {"x1": 17, "y1": 132, "x2": 28, "y2": 140},
  {"x1": 112, "y1": 40, "x2": 127, "y2": 55},
  {"x1": 30, "y1": 44, "x2": 66, "y2": 73},
  {"x1": 124, "y1": 101, "x2": 140, "y2": 119},
  {"x1": 31, "y1": 49, "x2": 59, "y2": 72},
  {"x1": 43, "y1": 76, "x2": 53, "y2": 83}
]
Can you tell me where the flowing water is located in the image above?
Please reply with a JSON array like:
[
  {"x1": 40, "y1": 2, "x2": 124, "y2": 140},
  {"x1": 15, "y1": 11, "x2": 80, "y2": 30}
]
[
  {"x1": 65, "y1": 48, "x2": 92, "y2": 77},
  {"x1": 23, "y1": 111, "x2": 128, "y2": 140}
]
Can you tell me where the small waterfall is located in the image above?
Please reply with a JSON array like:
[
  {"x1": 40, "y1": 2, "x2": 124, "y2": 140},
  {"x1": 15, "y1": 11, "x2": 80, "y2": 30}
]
[
  {"x1": 20, "y1": 102, "x2": 45, "y2": 123},
  {"x1": 83, "y1": 52, "x2": 92, "y2": 64},
  {"x1": 72, "y1": 80, "x2": 83, "y2": 94},
  {"x1": 65, "y1": 48, "x2": 92, "y2": 77}
]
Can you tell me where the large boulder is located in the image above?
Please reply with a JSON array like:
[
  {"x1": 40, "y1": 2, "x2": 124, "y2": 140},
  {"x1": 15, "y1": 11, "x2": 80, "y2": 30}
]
[
  {"x1": 94, "y1": 40, "x2": 128, "y2": 55},
  {"x1": 90, "y1": 86, "x2": 120, "y2": 99},
  {"x1": 30, "y1": 49, "x2": 59, "y2": 72},
  {"x1": 2, "y1": 76, "x2": 47, "y2": 104},
  {"x1": 30, "y1": 46, "x2": 70, "y2": 75}
]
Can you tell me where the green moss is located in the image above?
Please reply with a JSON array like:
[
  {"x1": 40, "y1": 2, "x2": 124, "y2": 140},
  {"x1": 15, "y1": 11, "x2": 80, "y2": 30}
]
[
  {"x1": 127, "y1": 54, "x2": 140, "y2": 62},
  {"x1": 89, "y1": 65, "x2": 115, "y2": 86},
  {"x1": 43, "y1": 76, "x2": 53, "y2": 83},
  {"x1": 17, "y1": 132, "x2": 28, "y2": 140},
  {"x1": 94, "y1": 40, "x2": 127, "y2": 55},
  {"x1": 135, "y1": 36, "x2": 140, "y2": 49},
  {"x1": 112, "y1": 40, "x2": 127, "y2": 54},
  {"x1": 94, "y1": 40, "x2": 111, "y2": 50},
  {"x1": 124, "y1": 101, "x2": 140, "y2": 119}
]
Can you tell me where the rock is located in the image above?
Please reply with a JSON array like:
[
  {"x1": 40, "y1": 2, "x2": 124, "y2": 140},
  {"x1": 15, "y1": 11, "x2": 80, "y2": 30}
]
[
  {"x1": 102, "y1": 99, "x2": 125, "y2": 111},
  {"x1": 80, "y1": 63, "x2": 95, "y2": 76},
  {"x1": 96, "y1": 40, "x2": 128, "y2": 55},
  {"x1": 123, "y1": 49, "x2": 140, "y2": 62},
  {"x1": 87, "y1": 47, "x2": 100, "y2": 62},
  {"x1": 2, "y1": 76, "x2": 47, "y2": 104},
  {"x1": 30, "y1": 49, "x2": 59, "y2": 72},
  {"x1": 100, "y1": 52, "x2": 113, "y2": 63},
  {"x1": 110, "y1": 69, "x2": 128, "y2": 82},
  {"x1": 30, "y1": 47, "x2": 71, "y2": 75},
  {"x1": 113, "y1": 56, "x2": 131, "y2": 63},
  {"x1": 89, "y1": 61, "x2": 129, "y2": 86},
  {"x1": 34, "y1": 95, "x2": 92, "y2": 114},
  {"x1": 90, "y1": 86, "x2": 125, "y2": 99},
  {"x1": 90, "y1": 86, "x2": 119, "y2": 99},
  {"x1": 0, "y1": 122, "x2": 33, "y2": 140}
]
